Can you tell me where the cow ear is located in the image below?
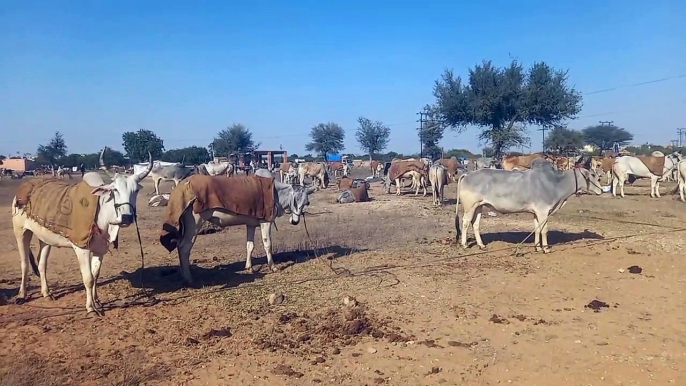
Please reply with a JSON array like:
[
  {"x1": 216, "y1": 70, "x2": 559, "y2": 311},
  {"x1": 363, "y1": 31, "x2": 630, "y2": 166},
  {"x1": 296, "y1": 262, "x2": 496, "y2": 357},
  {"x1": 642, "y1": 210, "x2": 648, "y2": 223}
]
[{"x1": 90, "y1": 185, "x2": 113, "y2": 196}]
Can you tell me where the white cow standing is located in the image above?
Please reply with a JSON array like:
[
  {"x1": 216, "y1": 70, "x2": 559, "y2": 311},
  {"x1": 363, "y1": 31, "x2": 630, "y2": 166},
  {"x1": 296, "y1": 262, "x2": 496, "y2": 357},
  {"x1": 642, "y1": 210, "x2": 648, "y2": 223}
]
[
  {"x1": 12, "y1": 152, "x2": 154, "y2": 315},
  {"x1": 200, "y1": 161, "x2": 234, "y2": 177},
  {"x1": 612, "y1": 152, "x2": 682, "y2": 198}
]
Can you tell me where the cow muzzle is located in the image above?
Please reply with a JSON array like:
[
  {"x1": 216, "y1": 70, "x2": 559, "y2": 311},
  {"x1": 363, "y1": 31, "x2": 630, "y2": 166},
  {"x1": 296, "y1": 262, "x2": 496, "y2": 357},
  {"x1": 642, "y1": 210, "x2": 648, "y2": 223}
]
[
  {"x1": 119, "y1": 214, "x2": 135, "y2": 227},
  {"x1": 289, "y1": 214, "x2": 300, "y2": 225}
]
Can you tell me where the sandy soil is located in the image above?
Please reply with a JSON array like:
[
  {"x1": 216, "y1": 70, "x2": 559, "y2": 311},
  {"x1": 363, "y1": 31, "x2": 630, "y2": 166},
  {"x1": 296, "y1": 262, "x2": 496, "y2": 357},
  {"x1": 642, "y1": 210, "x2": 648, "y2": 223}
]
[{"x1": 1, "y1": 169, "x2": 685, "y2": 386}]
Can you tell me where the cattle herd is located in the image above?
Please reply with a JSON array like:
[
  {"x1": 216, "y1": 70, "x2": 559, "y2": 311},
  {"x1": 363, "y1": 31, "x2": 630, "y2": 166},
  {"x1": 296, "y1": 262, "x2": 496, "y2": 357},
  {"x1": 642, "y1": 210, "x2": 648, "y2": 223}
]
[{"x1": 7, "y1": 147, "x2": 686, "y2": 315}]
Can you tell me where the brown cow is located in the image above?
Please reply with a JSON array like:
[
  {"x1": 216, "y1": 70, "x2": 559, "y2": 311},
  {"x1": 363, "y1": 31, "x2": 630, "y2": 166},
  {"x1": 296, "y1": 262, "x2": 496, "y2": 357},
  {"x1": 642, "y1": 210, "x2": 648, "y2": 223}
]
[
  {"x1": 436, "y1": 157, "x2": 459, "y2": 181},
  {"x1": 298, "y1": 162, "x2": 329, "y2": 189},
  {"x1": 502, "y1": 152, "x2": 551, "y2": 171},
  {"x1": 384, "y1": 160, "x2": 428, "y2": 196},
  {"x1": 370, "y1": 160, "x2": 381, "y2": 178},
  {"x1": 279, "y1": 162, "x2": 297, "y2": 184},
  {"x1": 337, "y1": 185, "x2": 370, "y2": 204}
]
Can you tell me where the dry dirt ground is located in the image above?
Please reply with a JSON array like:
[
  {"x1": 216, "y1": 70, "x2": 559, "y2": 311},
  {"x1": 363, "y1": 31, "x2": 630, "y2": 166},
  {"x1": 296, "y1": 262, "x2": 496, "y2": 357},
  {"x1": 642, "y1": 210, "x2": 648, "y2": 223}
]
[{"x1": 1, "y1": 169, "x2": 685, "y2": 386}]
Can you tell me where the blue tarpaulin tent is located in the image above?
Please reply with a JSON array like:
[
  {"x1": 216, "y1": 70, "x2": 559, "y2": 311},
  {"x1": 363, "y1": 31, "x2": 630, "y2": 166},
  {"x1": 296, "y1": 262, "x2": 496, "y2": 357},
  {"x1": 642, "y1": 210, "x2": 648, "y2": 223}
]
[{"x1": 326, "y1": 153, "x2": 342, "y2": 162}]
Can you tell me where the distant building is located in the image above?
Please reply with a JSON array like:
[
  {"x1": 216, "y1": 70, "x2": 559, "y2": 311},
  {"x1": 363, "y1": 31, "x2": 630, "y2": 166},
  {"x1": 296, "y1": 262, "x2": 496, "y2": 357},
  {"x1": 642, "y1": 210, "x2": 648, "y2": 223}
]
[{"x1": 1, "y1": 158, "x2": 37, "y2": 171}]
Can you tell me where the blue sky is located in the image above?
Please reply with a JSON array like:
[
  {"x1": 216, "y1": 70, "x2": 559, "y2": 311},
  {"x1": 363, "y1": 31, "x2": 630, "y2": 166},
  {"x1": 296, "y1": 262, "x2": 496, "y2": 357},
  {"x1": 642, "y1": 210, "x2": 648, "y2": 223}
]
[{"x1": 1, "y1": 0, "x2": 684, "y2": 157}]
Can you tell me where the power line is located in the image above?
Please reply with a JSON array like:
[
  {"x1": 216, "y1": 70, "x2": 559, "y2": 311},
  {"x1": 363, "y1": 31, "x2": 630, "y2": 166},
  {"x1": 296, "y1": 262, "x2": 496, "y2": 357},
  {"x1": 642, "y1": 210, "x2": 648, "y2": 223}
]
[{"x1": 583, "y1": 74, "x2": 686, "y2": 96}]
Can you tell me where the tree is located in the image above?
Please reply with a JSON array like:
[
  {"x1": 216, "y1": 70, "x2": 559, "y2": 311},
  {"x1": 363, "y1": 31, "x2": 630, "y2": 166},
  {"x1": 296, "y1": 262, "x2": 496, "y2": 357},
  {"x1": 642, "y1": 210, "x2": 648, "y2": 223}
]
[
  {"x1": 545, "y1": 126, "x2": 585, "y2": 154},
  {"x1": 482, "y1": 147, "x2": 495, "y2": 157},
  {"x1": 582, "y1": 125, "x2": 633, "y2": 154},
  {"x1": 305, "y1": 122, "x2": 345, "y2": 159},
  {"x1": 122, "y1": 129, "x2": 164, "y2": 162},
  {"x1": 355, "y1": 117, "x2": 390, "y2": 160},
  {"x1": 289, "y1": 153, "x2": 299, "y2": 160},
  {"x1": 431, "y1": 59, "x2": 583, "y2": 160},
  {"x1": 162, "y1": 146, "x2": 210, "y2": 165},
  {"x1": 36, "y1": 131, "x2": 68, "y2": 166},
  {"x1": 444, "y1": 148, "x2": 477, "y2": 159},
  {"x1": 211, "y1": 123, "x2": 258, "y2": 156},
  {"x1": 419, "y1": 119, "x2": 444, "y2": 160}
]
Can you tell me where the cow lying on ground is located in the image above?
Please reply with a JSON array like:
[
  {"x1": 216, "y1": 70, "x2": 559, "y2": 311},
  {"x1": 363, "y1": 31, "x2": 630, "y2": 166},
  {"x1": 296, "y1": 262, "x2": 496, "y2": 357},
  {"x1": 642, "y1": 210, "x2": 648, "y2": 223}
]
[
  {"x1": 337, "y1": 176, "x2": 370, "y2": 191},
  {"x1": 455, "y1": 156, "x2": 602, "y2": 252},
  {"x1": 337, "y1": 185, "x2": 370, "y2": 203}
]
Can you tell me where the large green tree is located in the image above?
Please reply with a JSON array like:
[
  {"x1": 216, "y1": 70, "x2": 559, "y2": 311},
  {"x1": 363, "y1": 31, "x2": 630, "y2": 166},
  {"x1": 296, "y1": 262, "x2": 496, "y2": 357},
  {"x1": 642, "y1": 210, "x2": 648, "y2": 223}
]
[
  {"x1": 419, "y1": 118, "x2": 444, "y2": 159},
  {"x1": 582, "y1": 125, "x2": 633, "y2": 154},
  {"x1": 36, "y1": 131, "x2": 68, "y2": 166},
  {"x1": 545, "y1": 126, "x2": 585, "y2": 154},
  {"x1": 431, "y1": 59, "x2": 583, "y2": 160},
  {"x1": 122, "y1": 129, "x2": 165, "y2": 162},
  {"x1": 211, "y1": 123, "x2": 258, "y2": 156},
  {"x1": 305, "y1": 122, "x2": 345, "y2": 159},
  {"x1": 355, "y1": 117, "x2": 390, "y2": 160},
  {"x1": 162, "y1": 146, "x2": 210, "y2": 165}
]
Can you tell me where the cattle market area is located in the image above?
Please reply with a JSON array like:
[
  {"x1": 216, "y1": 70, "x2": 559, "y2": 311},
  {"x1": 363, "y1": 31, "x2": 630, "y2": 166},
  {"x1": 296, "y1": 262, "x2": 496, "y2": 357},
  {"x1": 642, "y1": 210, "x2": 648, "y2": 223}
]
[{"x1": 1, "y1": 168, "x2": 685, "y2": 385}]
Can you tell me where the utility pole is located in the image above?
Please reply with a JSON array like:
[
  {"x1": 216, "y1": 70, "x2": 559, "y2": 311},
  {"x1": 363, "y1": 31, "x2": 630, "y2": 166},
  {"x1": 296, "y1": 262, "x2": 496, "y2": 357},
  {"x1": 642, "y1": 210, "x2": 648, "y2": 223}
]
[
  {"x1": 676, "y1": 128, "x2": 686, "y2": 147},
  {"x1": 538, "y1": 127, "x2": 548, "y2": 152}
]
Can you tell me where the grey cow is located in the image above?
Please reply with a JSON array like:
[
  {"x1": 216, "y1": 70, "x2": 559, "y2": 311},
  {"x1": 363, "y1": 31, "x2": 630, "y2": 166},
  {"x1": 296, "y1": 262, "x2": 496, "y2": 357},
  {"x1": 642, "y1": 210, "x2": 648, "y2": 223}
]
[
  {"x1": 455, "y1": 156, "x2": 602, "y2": 252},
  {"x1": 150, "y1": 162, "x2": 193, "y2": 195}
]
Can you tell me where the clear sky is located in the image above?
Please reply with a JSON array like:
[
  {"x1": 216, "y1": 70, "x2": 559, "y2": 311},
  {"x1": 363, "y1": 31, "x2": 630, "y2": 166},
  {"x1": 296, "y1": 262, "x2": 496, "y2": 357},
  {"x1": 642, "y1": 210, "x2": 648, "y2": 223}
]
[{"x1": 1, "y1": 0, "x2": 684, "y2": 158}]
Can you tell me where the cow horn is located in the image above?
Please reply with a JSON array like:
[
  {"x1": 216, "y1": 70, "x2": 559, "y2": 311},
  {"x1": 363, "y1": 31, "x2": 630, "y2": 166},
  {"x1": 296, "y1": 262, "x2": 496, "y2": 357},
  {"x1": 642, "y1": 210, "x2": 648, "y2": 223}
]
[
  {"x1": 99, "y1": 147, "x2": 116, "y2": 179},
  {"x1": 134, "y1": 151, "x2": 153, "y2": 183}
]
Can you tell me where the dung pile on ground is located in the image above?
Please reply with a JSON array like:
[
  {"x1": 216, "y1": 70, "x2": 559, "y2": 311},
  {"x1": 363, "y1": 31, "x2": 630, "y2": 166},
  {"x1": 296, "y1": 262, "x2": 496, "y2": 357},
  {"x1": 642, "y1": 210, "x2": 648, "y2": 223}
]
[{"x1": 252, "y1": 302, "x2": 413, "y2": 356}]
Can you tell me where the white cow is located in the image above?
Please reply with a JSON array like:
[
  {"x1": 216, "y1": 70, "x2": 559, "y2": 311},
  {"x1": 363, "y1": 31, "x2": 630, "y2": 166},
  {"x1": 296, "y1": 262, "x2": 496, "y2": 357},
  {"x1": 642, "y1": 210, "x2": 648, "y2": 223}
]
[
  {"x1": 612, "y1": 152, "x2": 682, "y2": 198},
  {"x1": 429, "y1": 164, "x2": 448, "y2": 206},
  {"x1": 200, "y1": 161, "x2": 234, "y2": 177},
  {"x1": 12, "y1": 152, "x2": 154, "y2": 315},
  {"x1": 676, "y1": 159, "x2": 686, "y2": 202}
]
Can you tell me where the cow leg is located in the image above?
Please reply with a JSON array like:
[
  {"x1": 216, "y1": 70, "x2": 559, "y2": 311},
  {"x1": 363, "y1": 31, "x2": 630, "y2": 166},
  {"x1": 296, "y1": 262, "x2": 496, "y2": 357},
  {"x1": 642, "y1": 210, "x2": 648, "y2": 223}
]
[
  {"x1": 680, "y1": 176, "x2": 686, "y2": 202},
  {"x1": 37, "y1": 240, "x2": 53, "y2": 299},
  {"x1": 245, "y1": 225, "x2": 256, "y2": 273},
  {"x1": 260, "y1": 222, "x2": 277, "y2": 272},
  {"x1": 73, "y1": 247, "x2": 99, "y2": 315},
  {"x1": 540, "y1": 216, "x2": 551, "y2": 253},
  {"x1": 395, "y1": 179, "x2": 402, "y2": 196},
  {"x1": 533, "y1": 217, "x2": 541, "y2": 250},
  {"x1": 177, "y1": 210, "x2": 202, "y2": 285},
  {"x1": 422, "y1": 177, "x2": 427, "y2": 197},
  {"x1": 653, "y1": 176, "x2": 661, "y2": 198},
  {"x1": 153, "y1": 177, "x2": 161, "y2": 196},
  {"x1": 472, "y1": 211, "x2": 485, "y2": 249},
  {"x1": 90, "y1": 254, "x2": 104, "y2": 309},
  {"x1": 14, "y1": 227, "x2": 33, "y2": 300}
]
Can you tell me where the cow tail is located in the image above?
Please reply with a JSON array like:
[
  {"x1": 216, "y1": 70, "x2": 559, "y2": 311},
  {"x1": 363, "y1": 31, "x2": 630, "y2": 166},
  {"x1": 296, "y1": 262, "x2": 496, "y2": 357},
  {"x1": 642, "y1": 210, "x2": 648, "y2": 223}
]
[
  {"x1": 28, "y1": 248, "x2": 40, "y2": 277},
  {"x1": 454, "y1": 174, "x2": 467, "y2": 239}
]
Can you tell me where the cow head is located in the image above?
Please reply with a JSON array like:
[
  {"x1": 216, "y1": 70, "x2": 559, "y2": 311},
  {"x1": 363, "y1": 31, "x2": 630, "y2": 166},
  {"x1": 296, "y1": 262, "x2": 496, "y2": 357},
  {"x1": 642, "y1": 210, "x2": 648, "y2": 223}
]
[
  {"x1": 96, "y1": 148, "x2": 153, "y2": 227},
  {"x1": 576, "y1": 167, "x2": 603, "y2": 195},
  {"x1": 288, "y1": 186, "x2": 316, "y2": 225}
]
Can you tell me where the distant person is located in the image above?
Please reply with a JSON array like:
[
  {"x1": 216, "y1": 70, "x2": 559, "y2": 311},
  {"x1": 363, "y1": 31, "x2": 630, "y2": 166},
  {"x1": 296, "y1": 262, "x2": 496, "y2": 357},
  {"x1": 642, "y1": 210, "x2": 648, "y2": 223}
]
[{"x1": 79, "y1": 163, "x2": 85, "y2": 177}]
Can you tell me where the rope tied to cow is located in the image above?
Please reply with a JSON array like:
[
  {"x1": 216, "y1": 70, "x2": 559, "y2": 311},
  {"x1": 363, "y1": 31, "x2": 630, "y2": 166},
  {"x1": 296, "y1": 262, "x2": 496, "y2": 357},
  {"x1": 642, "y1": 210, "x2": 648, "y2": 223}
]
[{"x1": 129, "y1": 214, "x2": 160, "y2": 307}]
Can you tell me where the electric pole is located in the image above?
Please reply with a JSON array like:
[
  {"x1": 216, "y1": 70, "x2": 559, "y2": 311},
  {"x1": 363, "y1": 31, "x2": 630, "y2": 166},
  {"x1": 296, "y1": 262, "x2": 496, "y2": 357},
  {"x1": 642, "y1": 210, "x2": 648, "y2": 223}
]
[
  {"x1": 538, "y1": 127, "x2": 548, "y2": 152},
  {"x1": 676, "y1": 128, "x2": 686, "y2": 147},
  {"x1": 417, "y1": 112, "x2": 424, "y2": 157}
]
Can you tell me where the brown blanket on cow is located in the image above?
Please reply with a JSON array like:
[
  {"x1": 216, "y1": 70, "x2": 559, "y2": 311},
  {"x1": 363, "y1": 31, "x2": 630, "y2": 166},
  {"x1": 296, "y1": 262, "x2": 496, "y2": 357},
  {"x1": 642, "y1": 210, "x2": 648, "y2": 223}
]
[
  {"x1": 636, "y1": 155, "x2": 665, "y2": 176},
  {"x1": 15, "y1": 179, "x2": 99, "y2": 248},
  {"x1": 350, "y1": 186, "x2": 369, "y2": 202},
  {"x1": 338, "y1": 176, "x2": 353, "y2": 190},
  {"x1": 160, "y1": 175, "x2": 276, "y2": 252},
  {"x1": 387, "y1": 161, "x2": 426, "y2": 182}
]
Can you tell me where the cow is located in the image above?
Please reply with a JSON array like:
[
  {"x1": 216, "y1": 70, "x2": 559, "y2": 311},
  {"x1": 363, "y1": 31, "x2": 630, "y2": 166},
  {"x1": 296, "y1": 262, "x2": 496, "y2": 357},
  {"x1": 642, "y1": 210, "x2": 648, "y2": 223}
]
[
  {"x1": 56, "y1": 166, "x2": 73, "y2": 179},
  {"x1": 337, "y1": 185, "x2": 370, "y2": 204},
  {"x1": 12, "y1": 152, "x2": 154, "y2": 315},
  {"x1": 337, "y1": 176, "x2": 370, "y2": 191},
  {"x1": 370, "y1": 160, "x2": 381, "y2": 178},
  {"x1": 328, "y1": 162, "x2": 350, "y2": 179},
  {"x1": 383, "y1": 160, "x2": 428, "y2": 196},
  {"x1": 612, "y1": 151, "x2": 682, "y2": 198},
  {"x1": 501, "y1": 153, "x2": 551, "y2": 171},
  {"x1": 149, "y1": 159, "x2": 193, "y2": 196},
  {"x1": 675, "y1": 159, "x2": 686, "y2": 202},
  {"x1": 162, "y1": 176, "x2": 316, "y2": 284},
  {"x1": 436, "y1": 157, "x2": 459, "y2": 182},
  {"x1": 254, "y1": 168, "x2": 273, "y2": 179},
  {"x1": 278, "y1": 163, "x2": 297, "y2": 184},
  {"x1": 429, "y1": 164, "x2": 448, "y2": 206},
  {"x1": 455, "y1": 156, "x2": 602, "y2": 252},
  {"x1": 298, "y1": 162, "x2": 329, "y2": 189},
  {"x1": 198, "y1": 161, "x2": 234, "y2": 177}
]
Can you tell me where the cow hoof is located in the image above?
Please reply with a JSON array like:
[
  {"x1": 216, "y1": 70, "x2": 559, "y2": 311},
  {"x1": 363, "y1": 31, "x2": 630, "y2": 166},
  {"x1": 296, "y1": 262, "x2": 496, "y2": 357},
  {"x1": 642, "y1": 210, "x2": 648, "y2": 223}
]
[
  {"x1": 542, "y1": 248, "x2": 551, "y2": 254},
  {"x1": 14, "y1": 297, "x2": 27, "y2": 305},
  {"x1": 45, "y1": 293, "x2": 57, "y2": 301},
  {"x1": 269, "y1": 265, "x2": 279, "y2": 273},
  {"x1": 478, "y1": 245, "x2": 486, "y2": 250},
  {"x1": 246, "y1": 266, "x2": 255, "y2": 274},
  {"x1": 87, "y1": 310, "x2": 103, "y2": 318}
]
